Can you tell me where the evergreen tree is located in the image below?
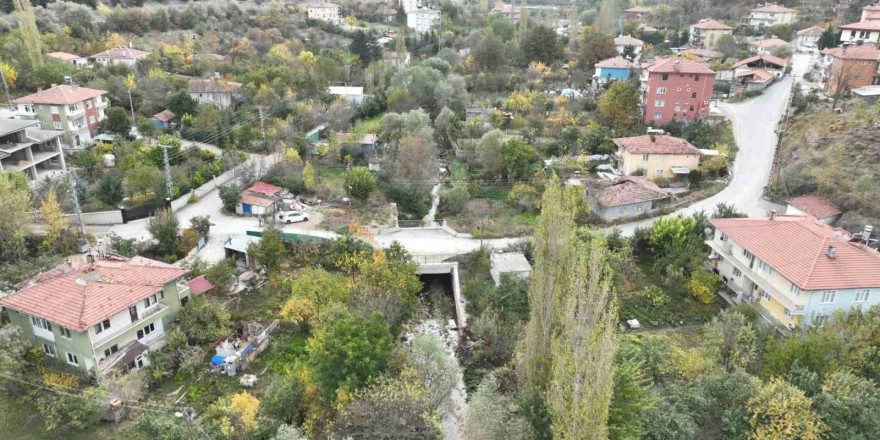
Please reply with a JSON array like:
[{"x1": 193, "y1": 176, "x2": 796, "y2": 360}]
[{"x1": 13, "y1": 0, "x2": 42, "y2": 67}]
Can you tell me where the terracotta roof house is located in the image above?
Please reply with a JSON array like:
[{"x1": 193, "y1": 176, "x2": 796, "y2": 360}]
[
  {"x1": 188, "y1": 77, "x2": 243, "y2": 110},
  {"x1": 690, "y1": 20, "x2": 734, "y2": 49},
  {"x1": 187, "y1": 275, "x2": 215, "y2": 295},
  {"x1": 751, "y1": 37, "x2": 790, "y2": 54},
  {"x1": 840, "y1": 20, "x2": 880, "y2": 44},
  {"x1": 796, "y1": 25, "x2": 825, "y2": 51},
  {"x1": 614, "y1": 35, "x2": 645, "y2": 60},
  {"x1": 746, "y1": 4, "x2": 797, "y2": 28},
  {"x1": 47, "y1": 51, "x2": 88, "y2": 67},
  {"x1": 785, "y1": 194, "x2": 842, "y2": 224},
  {"x1": 92, "y1": 47, "x2": 150, "y2": 67},
  {"x1": 732, "y1": 53, "x2": 788, "y2": 70},
  {"x1": 735, "y1": 68, "x2": 776, "y2": 91},
  {"x1": 819, "y1": 45, "x2": 880, "y2": 95},
  {"x1": 706, "y1": 215, "x2": 880, "y2": 332},
  {"x1": 151, "y1": 109, "x2": 176, "y2": 129},
  {"x1": 594, "y1": 56, "x2": 637, "y2": 85},
  {"x1": 638, "y1": 23, "x2": 659, "y2": 33},
  {"x1": 584, "y1": 176, "x2": 669, "y2": 221},
  {"x1": 612, "y1": 135, "x2": 702, "y2": 183},
  {"x1": 623, "y1": 5, "x2": 651, "y2": 21},
  {"x1": 0, "y1": 256, "x2": 191, "y2": 375},
  {"x1": 640, "y1": 59, "x2": 716, "y2": 125},
  {"x1": 236, "y1": 181, "x2": 284, "y2": 216},
  {"x1": 14, "y1": 84, "x2": 109, "y2": 150}
]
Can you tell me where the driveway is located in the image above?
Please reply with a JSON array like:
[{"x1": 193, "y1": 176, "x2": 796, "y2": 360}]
[{"x1": 611, "y1": 76, "x2": 794, "y2": 236}]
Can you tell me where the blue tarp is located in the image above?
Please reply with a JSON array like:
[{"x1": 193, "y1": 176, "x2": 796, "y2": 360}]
[{"x1": 211, "y1": 355, "x2": 226, "y2": 366}]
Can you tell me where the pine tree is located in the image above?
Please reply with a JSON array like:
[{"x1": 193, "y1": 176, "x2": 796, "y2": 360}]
[
  {"x1": 520, "y1": 177, "x2": 578, "y2": 391},
  {"x1": 595, "y1": 0, "x2": 621, "y2": 36},
  {"x1": 519, "y1": 0, "x2": 529, "y2": 41},
  {"x1": 548, "y1": 231, "x2": 618, "y2": 439},
  {"x1": 13, "y1": 0, "x2": 42, "y2": 67}
]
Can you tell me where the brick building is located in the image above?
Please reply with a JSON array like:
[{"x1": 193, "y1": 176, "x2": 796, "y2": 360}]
[
  {"x1": 14, "y1": 84, "x2": 109, "y2": 150},
  {"x1": 819, "y1": 44, "x2": 880, "y2": 96},
  {"x1": 641, "y1": 58, "x2": 716, "y2": 125}
]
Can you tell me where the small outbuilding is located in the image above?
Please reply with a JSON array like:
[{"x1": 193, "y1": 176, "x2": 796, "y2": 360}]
[
  {"x1": 785, "y1": 194, "x2": 842, "y2": 225},
  {"x1": 236, "y1": 182, "x2": 284, "y2": 216},
  {"x1": 490, "y1": 252, "x2": 532, "y2": 287}
]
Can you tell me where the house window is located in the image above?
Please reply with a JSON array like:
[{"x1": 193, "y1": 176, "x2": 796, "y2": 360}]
[
  {"x1": 653, "y1": 112, "x2": 663, "y2": 120},
  {"x1": 656, "y1": 87, "x2": 667, "y2": 94},
  {"x1": 94, "y1": 319, "x2": 111, "y2": 334},
  {"x1": 86, "y1": 100, "x2": 92, "y2": 109},
  {"x1": 89, "y1": 115, "x2": 96, "y2": 124},
  {"x1": 784, "y1": 308, "x2": 793, "y2": 319},
  {"x1": 660, "y1": 74, "x2": 669, "y2": 80},
  {"x1": 742, "y1": 249, "x2": 754, "y2": 260},
  {"x1": 103, "y1": 345, "x2": 119, "y2": 358},
  {"x1": 50, "y1": 106, "x2": 59, "y2": 114},
  {"x1": 66, "y1": 352, "x2": 79, "y2": 366},
  {"x1": 694, "y1": 75, "x2": 700, "y2": 81},
  {"x1": 855, "y1": 289, "x2": 870, "y2": 302},
  {"x1": 654, "y1": 99, "x2": 665, "y2": 107},
  {"x1": 655, "y1": 169, "x2": 663, "y2": 177},
  {"x1": 732, "y1": 267, "x2": 742, "y2": 277},
  {"x1": 42, "y1": 343, "x2": 56, "y2": 358},
  {"x1": 143, "y1": 292, "x2": 164, "y2": 308},
  {"x1": 692, "y1": 92, "x2": 697, "y2": 98},
  {"x1": 658, "y1": 154, "x2": 665, "y2": 163},
  {"x1": 31, "y1": 316, "x2": 52, "y2": 331},
  {"x1": 59, "y1": 327, "x2": 72, "y2": 339},
  {"x1": 67, "y1": 104, "x2": 78, "y2": 112},
  {"x1": 642, "y1": 154, "x2": 649, "y2": 162},
  {"x1": 790, "y1": 284, "x2": 801, "y2": 296},
  {"x1": 814, "y1": 315, "x2": 829, "y2": 326},
  {"x1": 720, "y1": 233, "x2": 729, "y2": 242},
  {"x1": 690, "y1": 106, "x2": 695, "y2": 112},
  {"x1": 821, "y1": 291, "x2": 836, "y2": 303},
  {"x1": 759, "y1": 289, "x2": 771, "y2": 301},
  {"x1": 53, "y1": 121, "x2": 63, "y2": 130},
  {"x1": 137, "y1": 323, "x2": 156, "y2": 340}
]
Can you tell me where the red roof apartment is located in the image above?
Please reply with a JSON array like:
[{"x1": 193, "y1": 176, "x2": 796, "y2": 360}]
[{"x1": 641, "y1": 58, "x2": 716, "y2": 125}]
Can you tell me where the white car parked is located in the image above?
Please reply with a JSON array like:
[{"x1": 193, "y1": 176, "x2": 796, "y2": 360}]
[{"x1": 276, "y1": 211, "x2": 309, "y2": 224}]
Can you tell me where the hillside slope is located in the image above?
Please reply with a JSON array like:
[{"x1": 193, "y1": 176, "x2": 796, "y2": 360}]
[{"x1": 769, "y1": 105, "x2": 880, "y2": 231}]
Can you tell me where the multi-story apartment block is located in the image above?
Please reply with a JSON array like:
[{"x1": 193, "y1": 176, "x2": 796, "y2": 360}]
[
  {"x1": 14, "y1": 84, "x2": 109, "y2": 150},
  {"x1": 641, "y1": 58, "x2": 716, "y2": 125},
  {"x1": 0, "y1": 257, "x2": 191, "y2": 376},
  {"x1": 689, "y1": 20, "x2": 734, "y2": 49},
  {"x1": 744, "y1": 4, "x2": 797, "y2": 29},
  {"x1": 707, "y1": 216, "x2": 880, "y2": 332},
  {"x1": 819, "y1": 44, "x2": 880, "y2": 96},
  {"x1": 306, "y1": 2, "x2": 341, "y2": 24},
  {"x1": 612, "y1": 134, "x2": 702, "y2": 182},
  {"x1": 0, "y1": 119, "x2": 66, "y2": 182},
  {"x1": 407, "y1": 8, "x2": 441, "y2": 33}
]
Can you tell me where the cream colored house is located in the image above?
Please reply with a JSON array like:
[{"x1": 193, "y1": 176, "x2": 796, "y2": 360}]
[
  {"x1": 745, "y1": 4, "x2": 797, "y2": 29},
  {"x1": 612, "y1": 134, "x2": 702, "y2": 183},
  {"x1": 306, "y1": 3, "x2": 341, "y2": 24}
]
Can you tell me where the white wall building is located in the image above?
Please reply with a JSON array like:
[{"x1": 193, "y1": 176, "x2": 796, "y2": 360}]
[
  {"x1": 745, "y1": 4, "x2": 797, "y2": 29},
  {"x1": 407, "y1": 8, "x2": 441, "y2": 33},
  {"x1": 306, "y1": 3, "x2": 341, "y2": 24},
  {"x1": 0, "y1": 119, "x2": 66, "y2": 182},
  {"x1": 91, "y1": 47, "x2": 150, "y2": 68}
]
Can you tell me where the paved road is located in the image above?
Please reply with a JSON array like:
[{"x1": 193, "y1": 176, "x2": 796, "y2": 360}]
[{"x1": 610, "y1": 75, "x2": 795, "y2": 236}]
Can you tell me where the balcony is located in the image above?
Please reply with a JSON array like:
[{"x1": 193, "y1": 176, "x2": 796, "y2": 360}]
[
  {"x1": 176, "y1": 283, "x2": 191, "y2": 299},
  {"x1": 93, "y1": 302, "x2": 169, "y2": 349},
  {"x1": 706, "y1": 239, "x2": 806, "y2": 313},
  {"x1": 33, "y1": 325, "x2": 55, "y2": 341},
  {"x1": 66, "y1": 106, "x2": 84, "y2": 117}
]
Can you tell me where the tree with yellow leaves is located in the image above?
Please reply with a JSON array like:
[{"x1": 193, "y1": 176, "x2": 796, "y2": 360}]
[
  {"x1": 747, "y1": 378, "x2": 826, "y2": 440},
  {"x1": 210, "y1": 391, "x2": 261, "y2": 439},
  {"x1": 40, "y1": 191, "x2": 68, "y2": 253},
  {"x1": 303, "y1": 161, "x2": 315, "y2": 191},
  {"x1": 13, "y1": 0, "x2": 42, "y2": 67}
]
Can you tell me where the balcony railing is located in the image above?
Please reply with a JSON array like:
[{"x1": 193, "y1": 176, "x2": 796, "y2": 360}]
[
  {"x1": 140, "y1": 300, "x2": 168, "y2": 320},
  {"x1": 93, "y1": 302, "x2": 168, "y2": 349}
]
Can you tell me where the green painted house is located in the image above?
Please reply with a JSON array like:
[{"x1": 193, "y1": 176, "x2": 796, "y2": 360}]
[{"x1": 0, "y1": 256, "x2": 190, "y2": 376}]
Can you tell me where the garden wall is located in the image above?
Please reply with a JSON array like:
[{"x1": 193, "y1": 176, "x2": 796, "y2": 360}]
[{"x1": 62, "y1": 210, "x2": 124, "y2": 225}]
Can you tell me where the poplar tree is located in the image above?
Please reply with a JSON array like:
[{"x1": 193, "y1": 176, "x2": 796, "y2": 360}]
[
  {"x1": 520, "y1": 177, "x2": 577, "y2": 390},
  {"x1": 13, "y1": 0, "x2": 42, "y2": 67},
  {"x1": 548, "y1": 231, "x2": 618, "y2": 440}
]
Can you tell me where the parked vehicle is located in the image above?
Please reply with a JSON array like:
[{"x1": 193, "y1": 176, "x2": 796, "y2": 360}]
[{"x1": 276, "y1": 211, "x2": 309, "y2": 224}]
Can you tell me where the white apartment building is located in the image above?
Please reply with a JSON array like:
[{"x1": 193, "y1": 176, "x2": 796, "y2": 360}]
[{"x1": 407, "y1": 8, "x2": 441, "y2": 33}]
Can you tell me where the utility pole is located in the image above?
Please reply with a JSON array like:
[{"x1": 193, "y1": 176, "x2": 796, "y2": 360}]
[
  {"x1": 257, "y1": 106, "x2": 268, "y2": 153},
  {"x1": 69, "y1": 169, "x2": 85, "y2": 237},
  {"x1": 127, "y1": 88, "x2": 136, "y2": 127},
  {"x1": 162, "y1": 143, "x2": 173, "y2": 200}
]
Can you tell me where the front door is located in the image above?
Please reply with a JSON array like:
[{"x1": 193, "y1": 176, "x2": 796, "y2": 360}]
[
  {"x1": 242, "y1": 203, "x2": 252, "y2": 214},
  {"x1": 129, "y1": 305, "x2": 139, "y2": 323}
]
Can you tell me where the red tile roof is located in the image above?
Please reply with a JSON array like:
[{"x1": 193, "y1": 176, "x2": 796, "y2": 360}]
[
  {"x1": 596, "y1": 56, "x2": 637, "y2": 68},
  {"x1": 152, "y1": 109, "x2": 176, "y2": 122},
  {"x1": 624, "y1": 6, "x2": 650, "y2": 13},
  {"x1": 644, "y1": 57, "x2": 715, "y2": 74},
  {"x1": 752, "y1": 37, "x2": 790, "y2": 49},
  {"x1": 711, "y1": 217, "x2": 880, "y2": 290},
  {"x1": 735, "y1": 68, "x2": 775, "y2": 82},
  {"x1": 613, "y1": 135, "x2": 701, "y2": 155},
  {"x1": 241, "y1": 192, "x2": 276, "y2": 207},
  {"x1": 246, "y1": 181, "x2": 282, "y2": 196},
  {"x1": 47, "y1": 52, "x2": 83, "y2": 61},
  {"x1": 682, "y1": 48, "x2": 725, "y2": 59},
  {"x1": 0, "y1": 257, "x2": 187, "y2": 331},
  {"x1": 821, "y1": 44, "x2": 880, "y2": 60},
  {"x1": 14, "y1": 84, "x2": 107, "y2": 105},
  {"x1": 786, "y1": 194, "x2": 842, "y2": 220},
  {"x1": 797, "y1": 25, "x2": 825, "y2": 37},
  {"x1": 750, "y1": 4, "x2": 797, "y2": 13},
  {"x1": 585, "y1": 177, "x2": 669, "y2": 207},
  {"x1": 187, "y1": 275, "x2": 214, "y2": 295},
  {"x1": 840, "y1": 20, "x2": 880, "y2": 31},
  {"x1": 692, "y1": 19, "x2": 733, "y2": 30},
  {"x1": 732, "y1": 54, "x2": 789, "y2": 69},
  {"x1": 92, "y1": 47, "x2": 150, "y2": 59},
  {"x1": 615, "y1": 35, "x2": 645, "y2": 46}
]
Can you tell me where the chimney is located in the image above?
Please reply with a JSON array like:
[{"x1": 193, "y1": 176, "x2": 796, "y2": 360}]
[
  {"x1": 673, "y1": 60, "x2": 681, "y2": 72},
  {"x1": 827, "y1": 245, "x2": 837, "y2": 259},
  {"x1": 769, "y1": 209, "x2": 777, "y2": 220},
  {"x1": 650, "y1": 134, "x2": 656, "y2": 142},
  {"x1": 63, "y1": 76, "x2": 73, "y2": 86}
]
